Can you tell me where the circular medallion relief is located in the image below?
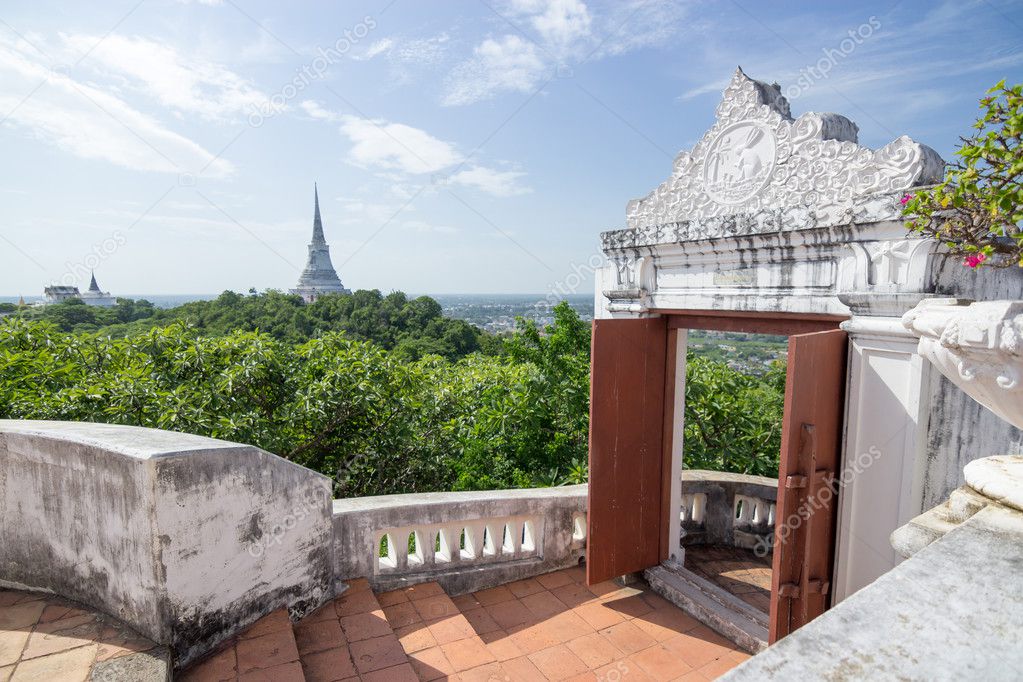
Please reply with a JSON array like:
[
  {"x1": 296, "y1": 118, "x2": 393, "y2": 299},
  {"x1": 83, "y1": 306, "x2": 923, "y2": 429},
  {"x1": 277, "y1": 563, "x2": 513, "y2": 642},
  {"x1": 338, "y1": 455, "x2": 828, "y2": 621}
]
[{"x1": 702, "y1": 122, "x2": 777, "y2": 205}]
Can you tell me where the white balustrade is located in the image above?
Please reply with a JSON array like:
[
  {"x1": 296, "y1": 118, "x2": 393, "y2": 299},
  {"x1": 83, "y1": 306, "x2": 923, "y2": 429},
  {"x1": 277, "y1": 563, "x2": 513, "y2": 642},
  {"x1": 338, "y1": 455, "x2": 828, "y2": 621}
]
[
  {"x1": 678, "y1": 472, "x2": 777, "y2": 551},
  {"x1": 734, "y1": 494, "x2": 776, "y2": 531},
  {"x1": 374, "y1": 514, "x2": 544, "y2": 575}
]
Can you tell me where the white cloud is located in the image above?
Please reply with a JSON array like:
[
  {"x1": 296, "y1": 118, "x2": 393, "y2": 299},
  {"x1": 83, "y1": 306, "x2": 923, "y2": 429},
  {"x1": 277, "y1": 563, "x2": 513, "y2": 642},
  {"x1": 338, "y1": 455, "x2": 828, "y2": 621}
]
[
  {"x1": 592, "y1": 0, "x2": 691, "y2": 58},
  {"x1": 449, "y1": 166, "x2": 532, "y2": 197},
  {"x1": 353, "y1": 38, "x2": 393, "y2": 61},
  {"x1": 512, "y1": 0, "x2": 592, "y2": 47},
  {"x1": 442, "y1": 1, "x2": 688, "y2": 106},
  {"x1": 299, "y1": 99, "x2": 339, "y2": 122},
  {"x1": 677, "y1": 79, "x2": 729, "y2": 101},
  {"x1": 443, "y1": 35, "x2": 547, "y2": 106},
  {"x1": 307, "y1": 106, "x2": 532, "y2": 197},
  {"x1": 394, "y1": 33, "x2": 450, "y2": 65},
  {"x1": 338, "y1": 114, "x2": 463, "y2": 174},
  {"x1": 0, "y1": 38, "x2": 233, "y2": 176},
  {"x1": 61, "y1": 34, "x2": 267, "y2": 122}
]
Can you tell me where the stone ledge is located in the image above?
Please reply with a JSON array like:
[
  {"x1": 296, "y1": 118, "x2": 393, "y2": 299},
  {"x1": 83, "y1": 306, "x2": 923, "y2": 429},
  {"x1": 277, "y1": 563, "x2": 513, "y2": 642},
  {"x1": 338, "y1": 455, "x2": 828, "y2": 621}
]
[
  {"x1": 890, "y1": 486, "x2": 989, "y2": 559},
  {"x1": 724, "y1": 504, "x2": 1023, "y2": 680}
]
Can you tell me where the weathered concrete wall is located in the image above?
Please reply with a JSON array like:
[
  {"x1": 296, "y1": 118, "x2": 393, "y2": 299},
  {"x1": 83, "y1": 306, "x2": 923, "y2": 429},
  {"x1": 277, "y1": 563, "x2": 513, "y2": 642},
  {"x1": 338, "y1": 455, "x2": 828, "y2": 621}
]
[
  {"x1": 919, "y1": 261, "x2": 1023, "y2": 508},
  {"x1": 333, "y1": 485, "x2": 587, "y2": 595},
  {"x1": 152, "y1": 444, "x2": 333, "y2": 663},
  {"x1": 0, "y1": 420, "x2": 333, "y2": 668},
  {"x1": 0, "y1": 422, "x2": 163, "y2": 637},
  {"x1": 921, "y1": 372, "x2": 1023, "y2": 510}
]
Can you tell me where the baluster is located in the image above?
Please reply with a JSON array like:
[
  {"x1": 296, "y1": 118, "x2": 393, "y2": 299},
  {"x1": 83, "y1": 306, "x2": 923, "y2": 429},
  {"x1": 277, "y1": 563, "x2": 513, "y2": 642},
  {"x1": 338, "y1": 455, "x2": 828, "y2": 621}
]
[
  {"x1": 485, "y1": 522, "x2": 502, "y2": 558},
  {"x1": 420, "y1": 528, "x2": 436, "y2": 567},
  {"x1": 525, "y1": 518, "x2": 539, "y2": 554},
  {"x1": 693, "y1": 493, "x2": 707, "y2": 525},
  {"x1": 394, "y1": 531, "x2": 409, "y2": 571},
  {"x1": 464, "y1": 523, "x2": 485, "y2": 561},
  {"x1": 448, "y1": 525, "x2": 464, "y2": 565},
  {"x1": 738, "y1": 496, "x2": 754, "y2": 525},
  {"x1": 504, "y1": 520, "x2": 522, "y2": 557}
]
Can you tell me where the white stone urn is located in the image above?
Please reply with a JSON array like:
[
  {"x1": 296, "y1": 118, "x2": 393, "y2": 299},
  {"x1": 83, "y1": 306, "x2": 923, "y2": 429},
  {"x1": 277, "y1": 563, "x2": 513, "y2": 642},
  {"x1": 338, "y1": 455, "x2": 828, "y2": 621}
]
[{"x1": 902, "y1": 298, "x2": 1023, "y2": 430}]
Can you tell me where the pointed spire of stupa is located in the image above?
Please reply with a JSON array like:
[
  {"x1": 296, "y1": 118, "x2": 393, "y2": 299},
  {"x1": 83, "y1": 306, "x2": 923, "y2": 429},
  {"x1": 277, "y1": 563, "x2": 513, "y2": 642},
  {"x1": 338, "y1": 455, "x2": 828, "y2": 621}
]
[
  {"x1": 312, "y1": 182, "x2": 325, "y2": 245},
  {"x1": 291, "y1": 183, "x2": 350, "y2": 303},
  {"x1": 89, "y1": 271, "x2": 101, "y2": 292}
]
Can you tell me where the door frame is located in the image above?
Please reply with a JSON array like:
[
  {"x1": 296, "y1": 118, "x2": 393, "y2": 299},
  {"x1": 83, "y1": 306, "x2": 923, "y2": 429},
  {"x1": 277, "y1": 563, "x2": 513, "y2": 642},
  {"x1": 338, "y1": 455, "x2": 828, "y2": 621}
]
[
  {"x1": 586, "y1": 310, "x2": 849, "y2": 609},
  {"x1": 659, "y1": 311, "x2": 846, "y2": 568}
]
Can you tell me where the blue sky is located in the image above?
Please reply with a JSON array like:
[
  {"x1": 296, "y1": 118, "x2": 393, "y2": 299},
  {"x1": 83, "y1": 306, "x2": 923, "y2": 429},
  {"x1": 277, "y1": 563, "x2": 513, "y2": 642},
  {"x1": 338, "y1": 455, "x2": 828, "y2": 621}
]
[{"x1": 1, "y1": 0, "x2": 1021, "y2": 296}]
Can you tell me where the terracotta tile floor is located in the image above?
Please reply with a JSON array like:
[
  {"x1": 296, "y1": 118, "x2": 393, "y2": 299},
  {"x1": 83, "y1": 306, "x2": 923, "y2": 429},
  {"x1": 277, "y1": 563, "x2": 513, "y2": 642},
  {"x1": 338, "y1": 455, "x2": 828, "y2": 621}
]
[
  {"x1": 380, "y1": 566, "x2": 751, "y2": 681},
  {"x1": 684, "y1": 545, "x2": 773, "y2": 615},
  {"x1": 0, "y1": 588, "x2": 160, "y2": 682},
  {"x1": 181, "y1": 578, "x2": 418, "y2": 682}
]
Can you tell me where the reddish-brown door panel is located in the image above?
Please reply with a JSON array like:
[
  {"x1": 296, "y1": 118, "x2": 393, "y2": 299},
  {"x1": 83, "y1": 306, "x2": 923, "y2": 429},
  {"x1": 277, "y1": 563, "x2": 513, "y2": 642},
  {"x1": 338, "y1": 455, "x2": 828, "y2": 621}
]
[
  {"x1": 586, "y1": 317, "x2": 668, "y2": 585},
  {"x1": 769, "y1": 328, "x2": 847, "y2": 642}
]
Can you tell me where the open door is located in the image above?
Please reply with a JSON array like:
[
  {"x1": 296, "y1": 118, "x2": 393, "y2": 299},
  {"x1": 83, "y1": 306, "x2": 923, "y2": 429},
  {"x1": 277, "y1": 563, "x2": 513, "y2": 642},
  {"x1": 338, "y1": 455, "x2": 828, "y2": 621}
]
[
  {"x1": 769, "y1": 329, "x2": 847, "y2": 641},
  {"x1": 586, "y1": 317, "x2": 668, "y2": 585}
]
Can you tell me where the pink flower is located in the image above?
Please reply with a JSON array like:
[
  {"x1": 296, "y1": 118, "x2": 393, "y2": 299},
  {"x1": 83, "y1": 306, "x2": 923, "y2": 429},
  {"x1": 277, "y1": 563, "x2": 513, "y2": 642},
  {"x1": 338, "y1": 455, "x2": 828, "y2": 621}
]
[
  {"x1": 964, "y1": 253, "x2": 987, "y2": 268},
  {"x1": 900, "y1": 194, "x2": 913, "y2": 206}
]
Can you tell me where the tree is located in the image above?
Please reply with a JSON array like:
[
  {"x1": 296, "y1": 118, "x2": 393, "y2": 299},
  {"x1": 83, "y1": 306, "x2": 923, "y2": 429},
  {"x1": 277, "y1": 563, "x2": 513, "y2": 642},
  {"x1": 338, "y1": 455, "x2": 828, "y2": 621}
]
[
  {"x1": 17, "y1": 289, "x2": 489, "y2": 359},
  {"x1": 0, "y1": 306, "x2": 594, "y2": 496},
  {"x1": 904, "y1": 80, "x2": 1023, "y2": 267},
  {"x1": 682, "y1": 355, "x2": 785, "y2": 477}
]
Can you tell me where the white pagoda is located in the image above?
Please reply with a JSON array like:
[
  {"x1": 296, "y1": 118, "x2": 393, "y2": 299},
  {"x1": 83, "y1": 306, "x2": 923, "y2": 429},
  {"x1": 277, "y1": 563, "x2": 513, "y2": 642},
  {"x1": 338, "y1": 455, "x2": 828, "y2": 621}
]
[{"x1": 291, "y1": 184, "x2": 351, "y2": 303}]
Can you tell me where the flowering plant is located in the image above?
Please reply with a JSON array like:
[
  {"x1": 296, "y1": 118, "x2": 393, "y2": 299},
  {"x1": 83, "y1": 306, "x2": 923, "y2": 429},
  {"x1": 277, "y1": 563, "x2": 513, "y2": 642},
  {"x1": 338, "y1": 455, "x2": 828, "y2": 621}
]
[{"x1": 902, "y1": 81, "x2": 1022, "y2": 268}]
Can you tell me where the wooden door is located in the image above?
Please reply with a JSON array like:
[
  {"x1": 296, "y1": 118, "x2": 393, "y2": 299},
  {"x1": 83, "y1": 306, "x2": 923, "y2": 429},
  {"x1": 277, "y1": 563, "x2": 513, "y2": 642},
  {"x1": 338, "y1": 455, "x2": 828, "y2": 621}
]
[
  {"x1": 586, "y1": 317, "x2": 668, "y2": 585},
  {"x1": 769, "y1": 329, "x2": 847, "y2": 641}
]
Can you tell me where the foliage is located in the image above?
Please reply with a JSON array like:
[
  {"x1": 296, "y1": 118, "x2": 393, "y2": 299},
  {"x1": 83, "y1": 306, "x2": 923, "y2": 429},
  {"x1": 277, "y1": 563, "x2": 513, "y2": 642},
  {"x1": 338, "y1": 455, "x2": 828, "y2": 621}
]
[
  {"x1": 18, "y1": 290, "x2": 490, "y2": 360},
  {"x1": 683, "y1": 355, "x2": 786, "y2": 477},
  {"x1": 904, "y1": 80, "x2": 1023, "y2": 267},
  {"x1": 1, "y1": 295, "x2": 785, "y2": 492},
  {"x1": 0, "y1": 301, "x2": 590, "y2": 496}
]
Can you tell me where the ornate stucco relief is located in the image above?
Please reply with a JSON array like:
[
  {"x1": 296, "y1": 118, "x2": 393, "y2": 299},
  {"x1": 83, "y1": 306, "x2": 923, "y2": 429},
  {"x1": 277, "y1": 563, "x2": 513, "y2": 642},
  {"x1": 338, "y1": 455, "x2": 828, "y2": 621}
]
[{"x1": 623, "y1": 67, "x2": 945, "y2": 237}]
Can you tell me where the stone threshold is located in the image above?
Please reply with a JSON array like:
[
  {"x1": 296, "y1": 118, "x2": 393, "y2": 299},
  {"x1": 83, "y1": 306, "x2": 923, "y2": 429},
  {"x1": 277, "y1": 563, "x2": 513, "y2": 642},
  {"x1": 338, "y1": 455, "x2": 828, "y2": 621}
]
[{"x1": 645, "y1": 563, "x2": 769, "y2": 655}]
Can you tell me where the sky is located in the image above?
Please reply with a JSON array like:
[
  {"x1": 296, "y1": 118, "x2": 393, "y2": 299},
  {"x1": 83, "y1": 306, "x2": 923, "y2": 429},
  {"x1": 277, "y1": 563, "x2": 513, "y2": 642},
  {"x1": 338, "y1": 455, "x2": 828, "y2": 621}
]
[{"x1": 1, "y1": 0, "x2": 1021, "y2": 296}]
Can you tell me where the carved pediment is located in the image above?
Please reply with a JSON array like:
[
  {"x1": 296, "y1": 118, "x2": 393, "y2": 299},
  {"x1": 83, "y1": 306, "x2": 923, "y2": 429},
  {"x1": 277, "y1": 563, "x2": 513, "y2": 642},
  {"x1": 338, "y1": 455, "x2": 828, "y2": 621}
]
[{"x1": 625, "y1": 67, "x2": 946, "y2": 234}]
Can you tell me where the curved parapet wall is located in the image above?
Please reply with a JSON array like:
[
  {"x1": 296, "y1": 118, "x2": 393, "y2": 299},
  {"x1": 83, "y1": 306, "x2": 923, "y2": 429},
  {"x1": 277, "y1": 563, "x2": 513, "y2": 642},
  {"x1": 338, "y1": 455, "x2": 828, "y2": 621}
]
[
  {"x1": 0, "y1": 420, "x2": 333, "y2": 668},
  {"x1": 680, "y1": 470, "x2": 777, "y2": 552}
]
